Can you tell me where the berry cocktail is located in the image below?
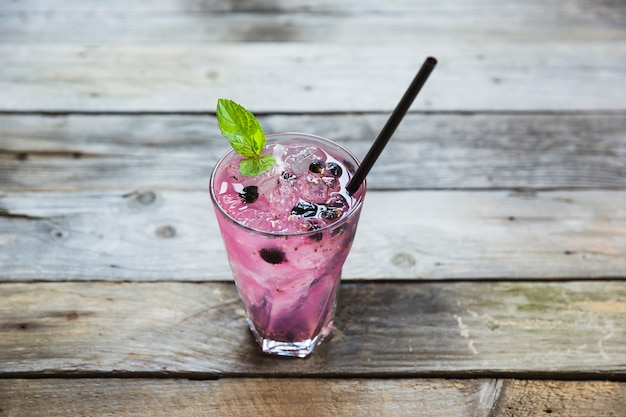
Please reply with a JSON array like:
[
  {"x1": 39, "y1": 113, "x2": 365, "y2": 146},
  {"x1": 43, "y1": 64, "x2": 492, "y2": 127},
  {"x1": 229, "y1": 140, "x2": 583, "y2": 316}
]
[{"x1": 210, "y1": 132, "x2": 365, "y2": 357}]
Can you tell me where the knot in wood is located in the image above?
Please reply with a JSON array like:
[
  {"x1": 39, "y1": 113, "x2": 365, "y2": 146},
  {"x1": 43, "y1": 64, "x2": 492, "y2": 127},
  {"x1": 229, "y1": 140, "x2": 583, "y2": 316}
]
[
  {"x1": 156, "y1": 225, "x2": 176, "y2": 238},
  {"x1": 49, "y1": 227, "x2": 70, "y2": 240},
  {"x1": 137, "y1": 191, "x2": 156, "y2": 205},
  {"x1": 391, "y1": 252, "x2": 417, "y2": 269}
]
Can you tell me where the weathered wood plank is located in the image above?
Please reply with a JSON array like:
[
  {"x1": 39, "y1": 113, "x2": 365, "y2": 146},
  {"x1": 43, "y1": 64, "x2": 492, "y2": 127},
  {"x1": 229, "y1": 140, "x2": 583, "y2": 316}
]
[
  {"x1": 2, "y1": 0, "x2": 625, "y2": 14},
  {"x1": 2, "y1": 0, "x2": 624, "y2": 44},
  {"x1": 0, "y1": 378, "x2": 501, "y2": 417},
  {"x1": 1, "y1": 113, "x2": 626, "y2": 191},
  {"x1": 1, "y1": 42, "x2": 625, "y2": 112},
  {"x1": 490, "y1": 380, "x2": 626, "y2": 417},
  {"x1": 0, "y1": 281, "x2": 624, "y2": 376},
  {"x1": 0, "y1": 378, "x2": 623, "y2": 417},
  {"x1": 0, "y1": 190, "x2": 624, "y2": 281}
]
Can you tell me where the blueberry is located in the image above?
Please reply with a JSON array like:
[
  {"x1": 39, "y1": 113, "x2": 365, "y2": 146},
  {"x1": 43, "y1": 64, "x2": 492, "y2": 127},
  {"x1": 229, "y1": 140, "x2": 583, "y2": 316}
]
[
  {"x1": 239, "y1": 185, "x2": 259, "y2": 204},
  {"x1": 326, "y1": 162, "x2": 343, "y2": 178},
  {"x1": 291, "y1": 201, "x2": 319, "y2": 217},
  {"x1": 309, "y1": 160, "x2": 325, "y2": 174},
  {"x1": 260, "y1": 247, "x2": 286, "y2": 264}
]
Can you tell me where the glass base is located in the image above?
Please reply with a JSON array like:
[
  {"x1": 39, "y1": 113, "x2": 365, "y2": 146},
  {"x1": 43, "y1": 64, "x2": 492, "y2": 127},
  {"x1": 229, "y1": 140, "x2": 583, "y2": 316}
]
[{"x1": 247, "y1": 318, "x2": 333, "y2": 358}]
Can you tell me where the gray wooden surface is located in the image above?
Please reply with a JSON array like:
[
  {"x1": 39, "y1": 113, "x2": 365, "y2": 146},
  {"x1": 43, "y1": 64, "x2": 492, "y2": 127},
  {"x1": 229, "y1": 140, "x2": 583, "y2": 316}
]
[
  {"x1": 2, "y1": 379, "x2": 625, "y2": 417},
  {"x1": 1, "y1": 1, "x2": 625, "y2": 112},
  {"x1": 2, "y1": 281, "x2": 624, "y2": 376},
  {"x1": 1, "y1": 190, "x2": 624, "y2": 281},
  {"x1": 2, "y1": 113, "x2": 626, "y2": 191},
  {"x1": 1, "y1": 0, "x2": 625, "y2": 416}
]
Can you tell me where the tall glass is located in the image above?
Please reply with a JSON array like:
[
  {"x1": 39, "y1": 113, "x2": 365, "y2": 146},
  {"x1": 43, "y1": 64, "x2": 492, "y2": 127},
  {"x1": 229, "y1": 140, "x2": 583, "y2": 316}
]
[{"x1": 210, "y1": 132, "x2": 366, "y2": 357}]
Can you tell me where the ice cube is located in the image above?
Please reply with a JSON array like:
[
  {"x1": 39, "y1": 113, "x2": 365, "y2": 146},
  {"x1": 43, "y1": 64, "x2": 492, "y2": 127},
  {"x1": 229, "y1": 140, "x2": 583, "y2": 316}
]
[
  {"x1": 284, "y1": 145, "x2": 327, "y2": 174},
  {"x1": 294, "y1": 174, "x2": 332, "y2": 204},
  {"x1": 254, "y1": 171, "x2": 280, "y2": 198},
  {"x1": 266, "y1": 179, "x2": 299, "y2": 211}
]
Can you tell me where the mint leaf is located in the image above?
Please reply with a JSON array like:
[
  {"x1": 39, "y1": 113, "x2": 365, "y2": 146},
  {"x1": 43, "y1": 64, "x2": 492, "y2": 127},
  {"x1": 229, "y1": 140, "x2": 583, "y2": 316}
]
[
  {"x1": 239, "y1": 155, "x2": 276, "y2": 177},
  {"x1": 217, "y1": 99, "x2": 265, "y2": 158},
  {"x1": 216, "y1": 98, "x2": 275, "y2": 176}
]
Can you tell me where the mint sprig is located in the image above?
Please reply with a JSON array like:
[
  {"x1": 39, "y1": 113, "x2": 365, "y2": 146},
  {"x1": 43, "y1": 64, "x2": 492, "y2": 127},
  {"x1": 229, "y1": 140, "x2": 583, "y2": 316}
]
[{"x1": 216, "y1": 98, "x2": 276, "y2": 176}]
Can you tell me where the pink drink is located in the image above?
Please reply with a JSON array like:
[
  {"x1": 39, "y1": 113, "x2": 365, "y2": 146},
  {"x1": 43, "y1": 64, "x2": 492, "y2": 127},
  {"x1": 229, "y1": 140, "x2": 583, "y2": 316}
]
[{"x1": 210, "y1": 132, "x2": 366, "y2": 357}]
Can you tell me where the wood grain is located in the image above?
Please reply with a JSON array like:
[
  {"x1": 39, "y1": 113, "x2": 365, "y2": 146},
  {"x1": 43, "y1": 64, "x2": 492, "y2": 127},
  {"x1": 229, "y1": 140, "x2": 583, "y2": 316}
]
[
  {"x1": 491, "y1": 380, "x2": 626, "y2": 417},
  {"x1": 2, "y1": 0, "x2": 624, "y2": 44},
  {"x1": 0, "y1": 378, "x2": 500, "y2": 417},
  {"x1": 1, "y1": 281, "x2": 624, "y2": 377},
  {"x1": 2, "y1": 1, "x2": 624, "y2": 112},
  {"x1": 1, "y1": 189, "x2": 624, "y2": 281},
  {"x1": 2, "y1": 112, "x2": 626, "y2": 191},
  {"x1": 2, "y1": 1, "x2": 625, "y2": 415},
  {"x1": 1, "y1": 378, "x2": 623, "y2": 417},
  {"x1": 1, "y1": 41, "x2": 625, "y2": 112}
]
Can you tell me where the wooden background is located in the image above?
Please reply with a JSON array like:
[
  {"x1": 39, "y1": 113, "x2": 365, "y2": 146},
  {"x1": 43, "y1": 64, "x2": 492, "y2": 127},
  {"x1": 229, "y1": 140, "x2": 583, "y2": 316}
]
[{"x1": 1, "y1": 1, "x2": 625, "y2": 416}]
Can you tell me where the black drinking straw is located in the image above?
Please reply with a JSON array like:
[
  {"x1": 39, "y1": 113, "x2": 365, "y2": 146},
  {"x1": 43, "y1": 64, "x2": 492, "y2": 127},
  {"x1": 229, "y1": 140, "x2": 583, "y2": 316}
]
[{"x1": 346, "y1": 56, "x2": 437, "y2": 196}]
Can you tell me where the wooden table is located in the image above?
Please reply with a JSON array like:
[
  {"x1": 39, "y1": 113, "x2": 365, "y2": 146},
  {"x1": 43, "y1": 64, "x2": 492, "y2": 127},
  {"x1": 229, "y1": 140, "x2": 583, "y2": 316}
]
[{"x1": 1, "y1": 1, "x2": 625, "y2": 415}]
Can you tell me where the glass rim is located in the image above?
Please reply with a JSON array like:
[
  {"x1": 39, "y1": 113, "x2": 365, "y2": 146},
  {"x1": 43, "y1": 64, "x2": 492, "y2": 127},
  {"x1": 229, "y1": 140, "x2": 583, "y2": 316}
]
[{"x1": 209, "y1": 131, "x2": 366, "y2": 237}]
